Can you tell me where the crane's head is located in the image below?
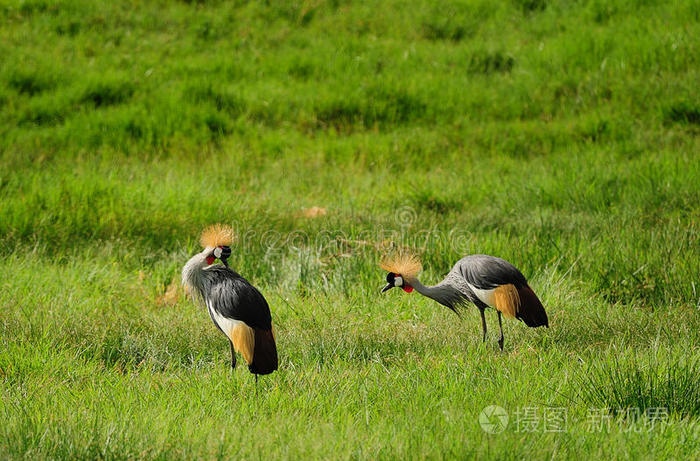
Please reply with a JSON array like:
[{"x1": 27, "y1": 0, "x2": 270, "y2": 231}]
[
  {"x1": 382, "y1": 272, "x2": 413, "y2": 293},
  {"x1": 200, "y1": 224, "x2": 235, "y2": 268},
  {"x1": 379, "y1": 252, "x2": 422, "y2": 294},
  {"x1": 206, "y1": 245, "x2": 232, "y2": 267}
]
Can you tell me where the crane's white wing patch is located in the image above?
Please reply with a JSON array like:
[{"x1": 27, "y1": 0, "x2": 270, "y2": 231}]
[
  {"x1": 206, "y1": 300, "x2": 255, "y2": 364},
  {"x1": 206, "y1": 300, "x2": 244, "y2": 338},
  {"x1": 467, "y1": 282, "x2": 496, "y2": 307}
]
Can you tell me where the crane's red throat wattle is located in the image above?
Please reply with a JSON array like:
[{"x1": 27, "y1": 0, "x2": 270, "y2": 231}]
[
  {"x1": 206, "y1": 255, "x2": 216, "y2": 265},
  {"x1": 402, "y1": 285, "x2": 413, "y2": 293}
]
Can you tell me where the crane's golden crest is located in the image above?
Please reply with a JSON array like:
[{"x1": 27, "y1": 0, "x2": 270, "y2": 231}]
[
  {"x1": 200, "y1": 224, "x2": 235, "y2": 248},
  {"x1": 380, "y1": 253, "x2": 422, "y2": 280}
]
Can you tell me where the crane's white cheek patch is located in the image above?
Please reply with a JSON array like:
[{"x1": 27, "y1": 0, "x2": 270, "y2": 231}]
[
  {"x1": 394, "y1": 276, "x2": 403, "y2": 287},
  {"x1": 213, "y1": 247, "x2": 222, "y2": 258},
  {"x1": 467, "y1": 283, "x2": 496, "y2": 307}
]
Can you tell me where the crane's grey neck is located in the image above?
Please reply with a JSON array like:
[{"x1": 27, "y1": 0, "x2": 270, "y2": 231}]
[
  {"x1": 408, "y1": 273, "x2": 469, "y2": 312},
  {"x1": 182, "y1": 249, "x2": 210, "y2": 301}
]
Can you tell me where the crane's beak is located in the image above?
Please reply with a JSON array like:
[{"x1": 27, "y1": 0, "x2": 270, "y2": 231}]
[{"x1": 381, "y1": 283, "x2": 393, "y2": 293}]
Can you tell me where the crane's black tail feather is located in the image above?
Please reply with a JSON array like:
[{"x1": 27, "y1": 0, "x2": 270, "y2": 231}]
[
  {"x1": 516, "y1": 285, "x2": 549, "y2": 328},
  {"x1": 248, "y1": 329, "x2": 278, "y2": 375}
]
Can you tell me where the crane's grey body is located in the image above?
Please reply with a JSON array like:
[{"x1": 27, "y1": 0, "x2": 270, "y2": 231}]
[
  {"x1": 183, "y1": 250, "x2": 239, "y2": 342},
  {"x1": 182, "y1": 250, "x2": 212, "y2": 303},
  {"x1": 411, "y1": 255, "x2": 528, "y2": 312}
]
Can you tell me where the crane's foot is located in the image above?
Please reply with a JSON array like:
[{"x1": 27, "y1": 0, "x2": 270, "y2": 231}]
[{"x1": 498, "y1": 337, "x2": 504, "y2": 351}]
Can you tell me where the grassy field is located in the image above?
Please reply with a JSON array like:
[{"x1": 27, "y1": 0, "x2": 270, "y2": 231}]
[{"x1": 1, "y1": 0, "x2": 699, "y2": 458}]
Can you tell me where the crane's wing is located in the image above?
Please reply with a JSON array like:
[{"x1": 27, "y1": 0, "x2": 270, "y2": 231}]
[
  {"x1": 457, "y1": 255, "x2": 548, "y2": 327},
  {"x1": 204, "y1": 266, "x2": 272, "y2": 329},
  {"x1": 458, "y1": 254, "x2": 527, "y2": 289}
]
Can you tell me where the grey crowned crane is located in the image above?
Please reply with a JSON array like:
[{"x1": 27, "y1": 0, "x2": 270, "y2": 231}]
[
  {"x1": 182, "y1": 225, "x2": 278, "y2": 380},
  {"x1": 380, "y1": 253, "x2": 548, "y2": 351}
]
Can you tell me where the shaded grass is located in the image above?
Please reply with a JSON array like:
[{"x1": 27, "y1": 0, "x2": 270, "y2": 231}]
[
  {"x1": 664, "y1": 101, "x2": 700, "y2": 126},
  {"x1": 577, "y1": 351, "x2": 700, "y2": 418}
]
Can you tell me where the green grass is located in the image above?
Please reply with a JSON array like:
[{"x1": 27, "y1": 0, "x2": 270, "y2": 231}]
[
  {"x1": 577, "y1": 350, "x2": 700, "y2": 419},
  {"x1": 1, "y1": 0, "x2": 699, "y2": 458}
]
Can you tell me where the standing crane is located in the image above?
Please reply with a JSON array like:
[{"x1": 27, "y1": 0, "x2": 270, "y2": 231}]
[
  {"x1": 182, "y1": 224, "x2": 278, "y2": 380},
  {"x1": 380, "y1": 253, "x2": 548, "y2": 351}
]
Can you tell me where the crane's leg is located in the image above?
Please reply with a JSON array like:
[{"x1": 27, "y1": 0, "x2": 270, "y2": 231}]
[
  {"x1": 497, "y1": 311, "x2": 504, "y2": 352},
  {"x1": 229, "y1": 341, "x2": 237, "y2": 370},
  {"x1": 255, "y1": 374, "x2": 258, "y2": 397},
  {"x1": 480, "y1": 309, "x2": 487, "y2": 344}
]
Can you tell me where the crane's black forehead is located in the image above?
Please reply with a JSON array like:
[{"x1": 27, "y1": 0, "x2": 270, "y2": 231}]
[{"x1": 385, "y1": 272, "x2": 395, "y2": 283}]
